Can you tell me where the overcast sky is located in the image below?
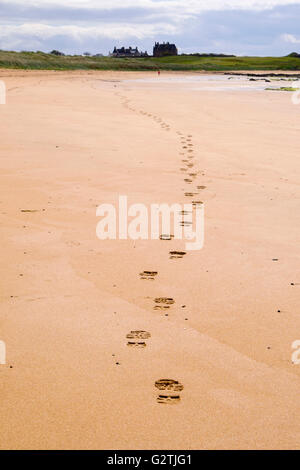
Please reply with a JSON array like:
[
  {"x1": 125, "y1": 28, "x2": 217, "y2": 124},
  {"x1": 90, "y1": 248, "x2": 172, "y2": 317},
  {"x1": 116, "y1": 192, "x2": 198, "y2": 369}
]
[{"x1": 1, "y1": 0, "x2": 300, "y2": 56}]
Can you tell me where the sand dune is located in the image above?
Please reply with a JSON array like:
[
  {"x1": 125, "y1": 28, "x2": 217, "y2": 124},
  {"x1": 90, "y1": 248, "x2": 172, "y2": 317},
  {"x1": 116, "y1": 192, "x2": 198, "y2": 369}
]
[{"x1": 0, "y1": 70, "x2": 300, "y2": 449}]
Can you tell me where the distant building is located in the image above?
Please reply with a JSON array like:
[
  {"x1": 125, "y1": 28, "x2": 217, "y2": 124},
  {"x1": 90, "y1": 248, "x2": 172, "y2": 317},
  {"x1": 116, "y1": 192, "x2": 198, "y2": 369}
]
[
  {"x1": 110, "y1": 46, "x2": 148, "y2": 58},
  {"x1": 153, "y1": 42, "x2": 178, "y2": 57}
]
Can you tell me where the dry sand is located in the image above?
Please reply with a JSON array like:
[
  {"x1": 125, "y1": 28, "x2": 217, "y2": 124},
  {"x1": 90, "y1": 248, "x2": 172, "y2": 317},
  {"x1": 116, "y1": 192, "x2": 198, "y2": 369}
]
[{"x1": 0, "y1": 69, "x2": 300, "y2": 449}]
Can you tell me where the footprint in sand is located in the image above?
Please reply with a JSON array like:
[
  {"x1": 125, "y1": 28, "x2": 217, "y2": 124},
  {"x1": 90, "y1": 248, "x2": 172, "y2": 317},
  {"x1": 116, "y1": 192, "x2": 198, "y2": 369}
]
[
  {"x1": 160, "y1": 234, "x2": 174, "y2": 241},
  {"x1": 180, "y1": 221, "x2": 193, "y2": 227},
  {"x1": 155, "y1": 379, "x2": 184, "y2": 404},
  {"x1": 127, "y1": 341, "x2": 147, "y2": 348},
  {"x1": 169, "y1": 251, "x2": 186, "y2": 259},
  {"x1": 139, "y1": 271, "x2": 158, "y2": 280},
  {"x1": 154, "y1": 297, "x2": 175, "y2": 310},
  {"x1": 155, "y1": 379, "x2": 184, "y2": 391},
  {"x1": 179, "y1": 210, "x2": 193, "y2": 215},
  {"x1": 21, "y1": 209, "x2": 41, "y2": 213},
  {"x1": 126, "y1": 330, "x2": 151, "y2": 348},
  {"x1": 157, "y1": 395, "x2": 181, "y2": 404},
  {"x1": 192, "y1": 201, "x2": 204, "y2": 207},
  {"x1": 127, "y1": 330, "x2": 151, "y2": 340}
]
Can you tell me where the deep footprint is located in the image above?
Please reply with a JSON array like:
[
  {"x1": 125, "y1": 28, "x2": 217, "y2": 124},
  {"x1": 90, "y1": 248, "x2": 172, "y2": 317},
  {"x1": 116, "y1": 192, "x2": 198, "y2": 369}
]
[
  {"x1": 154, "y1": 298, "x2": 175, "y2": 310},
  {"x1": 155, "y1": 379, "x2": 184, "y2": 391},
  {"x1": 126, "y1": 330, "x2": 151, "y2": 348},
  {"x1": 169, "y1": 251, "x2": 186, "y2": 259},
  {"x1": 126, "y1": 330, "x2": 151, "y2": 339},
  {"x1": 140, "y1": 271, "x2": 158, "y2": 280},
  {"x1": 157, "y1": 395, "x2": 181, "y2": 404},
  {"x1": 127, "y1": 341, "x2": 147, "y2": 348}
]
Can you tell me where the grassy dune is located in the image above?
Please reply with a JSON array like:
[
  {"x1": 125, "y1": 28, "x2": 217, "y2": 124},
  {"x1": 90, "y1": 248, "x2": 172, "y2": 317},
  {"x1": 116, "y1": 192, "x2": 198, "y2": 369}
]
[{"x1": 1, "y1": 50, "x2": 300, "y2": 71}]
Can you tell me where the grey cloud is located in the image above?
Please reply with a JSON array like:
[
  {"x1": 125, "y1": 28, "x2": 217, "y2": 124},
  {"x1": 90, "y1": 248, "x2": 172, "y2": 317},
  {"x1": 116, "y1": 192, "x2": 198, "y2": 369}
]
[{"x1": 0, "y1": 2, "x2": 169, "y2": 23}]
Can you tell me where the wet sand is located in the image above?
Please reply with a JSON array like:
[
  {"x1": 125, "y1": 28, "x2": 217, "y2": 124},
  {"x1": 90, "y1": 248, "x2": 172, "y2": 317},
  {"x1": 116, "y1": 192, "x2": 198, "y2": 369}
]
[{"x1": 0, "y1": 69, "x2": 300, "y2": 449}]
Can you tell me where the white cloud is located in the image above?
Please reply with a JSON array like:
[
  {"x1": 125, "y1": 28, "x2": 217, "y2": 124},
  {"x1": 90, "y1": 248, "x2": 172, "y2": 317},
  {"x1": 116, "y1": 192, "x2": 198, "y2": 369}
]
[
  {"x1": 282, "y1": 33, "x2": 300, "y2": 43},
  {"x1": 0, "y1": 22, "x2": 179, "y2": 43}
]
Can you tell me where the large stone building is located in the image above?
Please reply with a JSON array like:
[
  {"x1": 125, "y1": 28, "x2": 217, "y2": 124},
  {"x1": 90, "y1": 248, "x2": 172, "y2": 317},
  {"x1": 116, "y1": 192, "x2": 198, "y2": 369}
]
[
  {"x1": 153, "y1": 42, "x2": 178, "y2": 57},
  {"x1": 110, "y1": 46, "x2": 148, "y2": 58}
]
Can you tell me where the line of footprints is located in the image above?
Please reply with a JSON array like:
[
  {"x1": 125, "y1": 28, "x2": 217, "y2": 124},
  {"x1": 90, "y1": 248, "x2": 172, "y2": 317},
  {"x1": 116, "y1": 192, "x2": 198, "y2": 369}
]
[
  {"x1": 115, "y1": 90, "x2": 207, "y2": 405},
  {"x1": 125, "y1": 331, "x2": 184, "y2": 403}
]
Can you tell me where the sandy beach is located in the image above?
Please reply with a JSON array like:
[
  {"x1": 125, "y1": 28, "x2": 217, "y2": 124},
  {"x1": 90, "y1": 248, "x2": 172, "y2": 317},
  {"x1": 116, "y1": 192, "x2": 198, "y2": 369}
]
[{"x1": 0, "y1": 69, "x2": 300, "y2": 450}]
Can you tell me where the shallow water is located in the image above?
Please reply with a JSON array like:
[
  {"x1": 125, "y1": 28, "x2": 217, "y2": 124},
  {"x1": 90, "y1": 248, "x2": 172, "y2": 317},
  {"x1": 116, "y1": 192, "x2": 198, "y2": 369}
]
[{"x1": 126, "y1": 74, "x2": 283, "y2": 92}]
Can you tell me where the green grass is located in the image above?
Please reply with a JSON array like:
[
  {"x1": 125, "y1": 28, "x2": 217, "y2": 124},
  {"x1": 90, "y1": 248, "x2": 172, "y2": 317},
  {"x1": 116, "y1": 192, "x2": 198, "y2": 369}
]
[
  {"x1": 1, "y1": 50, "x2": 300, "y2": 71},
  {"x1": 265, "y1": 87, "x2": 299, "y2": 91}
]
